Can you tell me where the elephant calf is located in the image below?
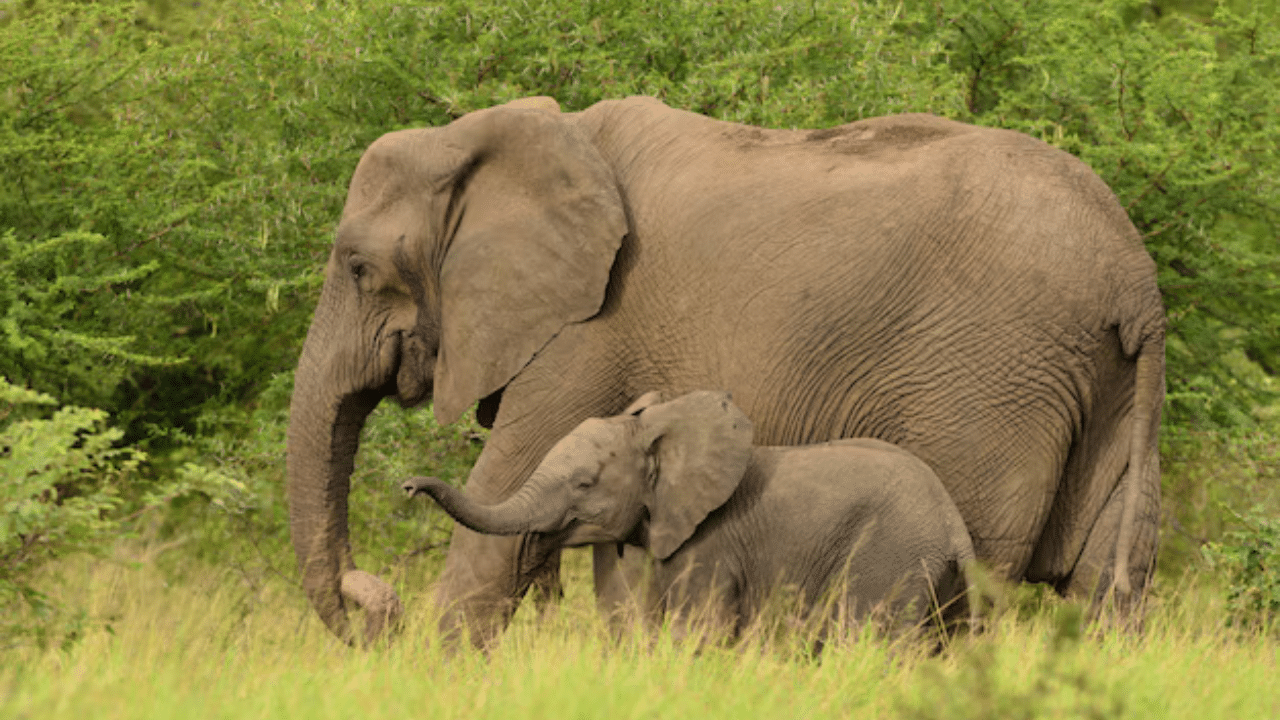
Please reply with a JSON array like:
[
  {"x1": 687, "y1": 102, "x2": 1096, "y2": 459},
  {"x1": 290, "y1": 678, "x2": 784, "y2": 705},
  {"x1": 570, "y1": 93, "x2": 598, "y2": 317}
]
[{"x1": 405, "y1": 390, "x2": 975, "y2": 640}]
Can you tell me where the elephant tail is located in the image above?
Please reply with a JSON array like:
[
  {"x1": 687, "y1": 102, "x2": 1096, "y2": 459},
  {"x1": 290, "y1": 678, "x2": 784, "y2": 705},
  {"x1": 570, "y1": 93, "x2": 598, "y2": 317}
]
[{"x1": 1111, "y1": 338, "x2": 1162, "y2": 598}]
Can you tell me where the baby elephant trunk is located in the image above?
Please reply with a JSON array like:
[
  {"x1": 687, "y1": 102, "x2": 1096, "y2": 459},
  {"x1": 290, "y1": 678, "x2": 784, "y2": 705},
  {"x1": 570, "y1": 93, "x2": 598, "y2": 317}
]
[{"x1": 403, "y1": 475, "x2": 566, "y2": 536}]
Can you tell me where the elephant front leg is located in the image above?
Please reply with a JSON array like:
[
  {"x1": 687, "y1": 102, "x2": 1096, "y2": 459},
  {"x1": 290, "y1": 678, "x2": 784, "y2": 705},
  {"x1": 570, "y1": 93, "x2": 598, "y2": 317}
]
[
  {"x1": 431, "y1": 320, "x2": 631, "y2": 646},
  {"x1": 528, "y1": 547, "x2": 564, "y2": 616},
  {"x1": 434, "y1": 525, "x2": 564, "y2": 650},
  {"x1": 658, "y1": 555, "x2": 743, "y2": 647},
  {"x1": 434, "y1": 529, "x2": 568, "y2": 649},
  {"x1": 434, "y1": 526, "x2": 529, "y2": 649},
  {"x1": 593, "y1": 544, "x2": 658, "y2": 634}
]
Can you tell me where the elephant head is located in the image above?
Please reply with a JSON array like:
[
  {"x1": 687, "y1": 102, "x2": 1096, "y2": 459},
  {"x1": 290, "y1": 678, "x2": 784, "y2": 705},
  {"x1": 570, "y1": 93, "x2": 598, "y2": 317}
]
[
  {"x1": 404, "y1": 391, "x2": 755, "y2": 561},
  {"x1": 285, "y1": 97, "x2": 628, "y2": 644}
]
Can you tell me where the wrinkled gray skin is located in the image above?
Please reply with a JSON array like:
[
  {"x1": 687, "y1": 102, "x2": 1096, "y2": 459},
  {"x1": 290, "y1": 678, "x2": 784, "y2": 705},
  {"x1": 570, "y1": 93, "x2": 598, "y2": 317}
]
[
  {"x1": 406, "y1": 391, "x2": 978, "y2": 638},
  {"x1": 285, "y1": 95, "x2": 1164, "y2": 647}
]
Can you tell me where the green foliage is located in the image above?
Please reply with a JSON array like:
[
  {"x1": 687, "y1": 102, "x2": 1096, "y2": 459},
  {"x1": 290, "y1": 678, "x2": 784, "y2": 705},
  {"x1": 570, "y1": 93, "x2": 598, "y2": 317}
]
[
  {"x1": 0, "y1": 377, "x2": 134, "y2": 644},
  {"x1": 1202, "y1": 505, "x2": 1280, "y2": 632},
  {"x1": 0, "y1": 376, "x2": 247, "y2": 647},
  {"x1": 0, "y1": 228, "x2": 176, "y2": 408},
  {"x1": 931, "y1": 0, "x2": 1280, "y2": 427},
  {"x1": 1, "y1": 0, "x2": 351, "y2": 436},
  {"x1": 1159, "y1": 427, "x2": 1280, "y2": 578},
  {"x1": 2, "y1": 0, "x2": 1274, "y2": 442},
  {"x1": 0, "y1": 5, "x2": 186, "y2": 414}
]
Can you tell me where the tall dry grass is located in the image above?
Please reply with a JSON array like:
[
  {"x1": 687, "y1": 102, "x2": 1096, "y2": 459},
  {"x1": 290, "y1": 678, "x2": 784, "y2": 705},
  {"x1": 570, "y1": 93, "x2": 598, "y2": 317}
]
[{"x1": 3, "y1": 546, "x2": 1277, "y2": 720}]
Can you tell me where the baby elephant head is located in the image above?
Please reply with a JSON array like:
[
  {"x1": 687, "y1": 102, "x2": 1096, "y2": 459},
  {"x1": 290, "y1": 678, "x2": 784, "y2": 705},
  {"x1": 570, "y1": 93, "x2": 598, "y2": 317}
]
[{"x1": 405, "y1": 390, "x2": 754, "y2": 559}]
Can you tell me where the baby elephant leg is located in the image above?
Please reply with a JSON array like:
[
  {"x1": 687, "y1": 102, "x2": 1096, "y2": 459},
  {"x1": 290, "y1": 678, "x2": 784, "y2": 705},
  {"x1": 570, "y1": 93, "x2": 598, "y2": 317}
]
[
  {"x1": 659, "y1": 554, "x2": 742, "y2": 647},
  {"x1": 593, "y1": 544, "x2": 658, "y2": 634}
]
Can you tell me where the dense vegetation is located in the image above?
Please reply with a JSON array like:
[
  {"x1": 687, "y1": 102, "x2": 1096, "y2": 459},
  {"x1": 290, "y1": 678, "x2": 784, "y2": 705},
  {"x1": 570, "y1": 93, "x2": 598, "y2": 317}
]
[
  {"x1": 3, "y1": 0, "x2": 1277, "y2": 431},
  {"x1": 2, "y1": 0, "x2": 1278, "y2": 712}
]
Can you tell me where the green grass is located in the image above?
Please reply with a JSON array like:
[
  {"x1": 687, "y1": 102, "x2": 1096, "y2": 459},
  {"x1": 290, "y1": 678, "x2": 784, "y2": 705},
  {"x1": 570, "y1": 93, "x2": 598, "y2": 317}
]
[
  {"x1": 6, "y1": 413, "x2": 1277, "y2": 719},
  {"x1": 3, "y1": 547, "x2": 1277, "y2": 720},
  {"x1": 6, "y1": 400, "x2": 1275, "y2": 719}
]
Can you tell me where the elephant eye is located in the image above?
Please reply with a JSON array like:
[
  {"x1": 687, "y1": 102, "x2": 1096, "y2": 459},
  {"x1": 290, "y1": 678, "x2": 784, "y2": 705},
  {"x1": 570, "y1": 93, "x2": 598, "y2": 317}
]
[{"x1": 348, "y1": 258, "x2": 369, "y2": 285}]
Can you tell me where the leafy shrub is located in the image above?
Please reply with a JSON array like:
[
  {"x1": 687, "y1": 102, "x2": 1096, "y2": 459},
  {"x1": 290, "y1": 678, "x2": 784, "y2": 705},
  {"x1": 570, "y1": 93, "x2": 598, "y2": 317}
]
[
  {"x1": 3, "y1": 0, "x2": 1274, "y2": 442},
  {"x1": 0, "y1": 376, "x2": 246, "y2": 647},
  {"x1": 1159, "y1": 426, "x2": 1280, "y2": 577},
  {"x1": 1202, "y1": 506, "x2": 1280, "y2": 632},
  {"x1": 1, "y1": 0, "x2": 347, "y2": 439},
  {"x1": 0, "y1": 228, "x2": 175, "y2": 409},
  {"x1": 0, "y1": 377, "x2": 136, "y2": 645}
]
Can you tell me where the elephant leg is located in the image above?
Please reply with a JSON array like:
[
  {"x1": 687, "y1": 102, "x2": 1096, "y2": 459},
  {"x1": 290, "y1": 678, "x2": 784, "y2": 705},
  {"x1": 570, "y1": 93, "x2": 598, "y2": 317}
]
[
  {"x1": 657, "y1": 554, "x2": 743, "y2": 646},
  {"x1": 593, "y1": 544, "x2": 656, "y2": 633},
  {"x1": 434, "y1": 525, "x2": 538, "y2": 649},
  {"x1": 436, "y1": 536, "x2": 572, "y2": 649},
  {"x1": 1063, "y1": 442, "x2": 1160, "y2": 621},
  {"x1": 431, "y1": 322, "x2": 630, "y2": 646},
  {"x1": 528, "y1": 548, "x2": 564, "y2": 613}
]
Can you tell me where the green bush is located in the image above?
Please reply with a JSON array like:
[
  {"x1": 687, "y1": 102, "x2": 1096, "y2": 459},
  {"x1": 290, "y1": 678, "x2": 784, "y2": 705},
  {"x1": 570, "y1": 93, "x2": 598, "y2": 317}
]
[
  {"x1": 1160, "y1": 427, "x2": 1280, "y2": 577},
  {"x1": 1202, "y1": 505, "x2": 1280, "y2": 632},
  {"x1": 3, "y1": 0, "x2": 1274, "y2": 440},
  {"x1": 0, "y1": 376, "x2": 248, "y2": 647},
  {"x1": 2, "y1": 0, "x2": 350, "y2": 438},
  {"x1": 0, "y1": 228, "x2": 175, "y2": 408},
  {"x1": 0, "y1": 377, "x2": 135, "y2": 645}
]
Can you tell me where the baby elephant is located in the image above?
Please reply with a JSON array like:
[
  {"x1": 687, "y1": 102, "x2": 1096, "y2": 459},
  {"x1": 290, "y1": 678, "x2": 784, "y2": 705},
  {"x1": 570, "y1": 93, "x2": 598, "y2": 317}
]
[{"x1": 405, "y1": 390, "x2": 975, "y2": 639}]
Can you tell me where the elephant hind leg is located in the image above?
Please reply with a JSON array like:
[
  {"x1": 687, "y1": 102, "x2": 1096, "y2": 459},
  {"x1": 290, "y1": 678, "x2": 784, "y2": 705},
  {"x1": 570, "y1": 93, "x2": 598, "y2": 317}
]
[
  {"x1": 1026, "y1": 326, "x2": 1160, "y2": 616},
  {"x1": 1062, "y1": 442, "x2": 1160, "y2": 617}
]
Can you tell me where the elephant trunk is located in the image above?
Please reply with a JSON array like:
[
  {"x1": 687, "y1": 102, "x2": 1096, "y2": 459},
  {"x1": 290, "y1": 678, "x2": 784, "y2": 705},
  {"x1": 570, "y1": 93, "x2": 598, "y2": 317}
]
[
  {"x1": 405, "y1": 474, "x2": 568, "y2": 537},
  {"x1": 287, "y1": 288, "x2": 402, "y2": 646}
]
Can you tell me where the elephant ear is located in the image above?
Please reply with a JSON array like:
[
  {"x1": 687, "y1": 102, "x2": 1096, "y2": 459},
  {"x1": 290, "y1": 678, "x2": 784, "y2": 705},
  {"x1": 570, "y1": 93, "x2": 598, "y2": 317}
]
[
  {"x1": 432, "y1": 105, "x2": 626, "y2": 424},
  {"x1": 638, "y1": 391, "x2": 754, "y2": 560}
]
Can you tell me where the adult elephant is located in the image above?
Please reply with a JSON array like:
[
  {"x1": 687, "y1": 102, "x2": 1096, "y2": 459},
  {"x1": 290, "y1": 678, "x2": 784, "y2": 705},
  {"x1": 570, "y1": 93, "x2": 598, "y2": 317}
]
[{"x1": 286, "y1": 95, "x2": 1165, "y2": 647}]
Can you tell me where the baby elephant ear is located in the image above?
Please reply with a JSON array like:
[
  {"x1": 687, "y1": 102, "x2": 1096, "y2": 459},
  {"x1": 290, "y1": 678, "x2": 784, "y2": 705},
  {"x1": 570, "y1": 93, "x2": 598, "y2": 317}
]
[{"x1": 639, "y1": 391, "x2": 754, "y2": 560}]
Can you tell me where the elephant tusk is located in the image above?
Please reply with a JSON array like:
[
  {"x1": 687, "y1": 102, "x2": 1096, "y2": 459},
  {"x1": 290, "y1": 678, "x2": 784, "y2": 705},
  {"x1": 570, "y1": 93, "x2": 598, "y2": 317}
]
[{"x1": 339, "y1": 569, "x2": 404, "y2": 647}]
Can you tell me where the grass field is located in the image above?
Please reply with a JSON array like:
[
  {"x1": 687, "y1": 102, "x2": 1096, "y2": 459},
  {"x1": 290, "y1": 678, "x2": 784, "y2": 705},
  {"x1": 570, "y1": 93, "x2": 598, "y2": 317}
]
[
  {"x1": 3, "y1": 544, "x2": 1277, "y2": 720},
  {"x1": 5, "y1": 406, "x2": 1279, "y2": 718}
]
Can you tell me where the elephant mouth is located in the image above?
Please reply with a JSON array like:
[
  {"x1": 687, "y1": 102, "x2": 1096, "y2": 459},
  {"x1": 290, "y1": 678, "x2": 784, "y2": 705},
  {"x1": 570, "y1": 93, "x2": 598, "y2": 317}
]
[
  {"x1": 393, "y1": 331, "x2": 436, "y2": 408},
  {"x1": 475, "y1": 387, "x2": 504, "y2": 429}
]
